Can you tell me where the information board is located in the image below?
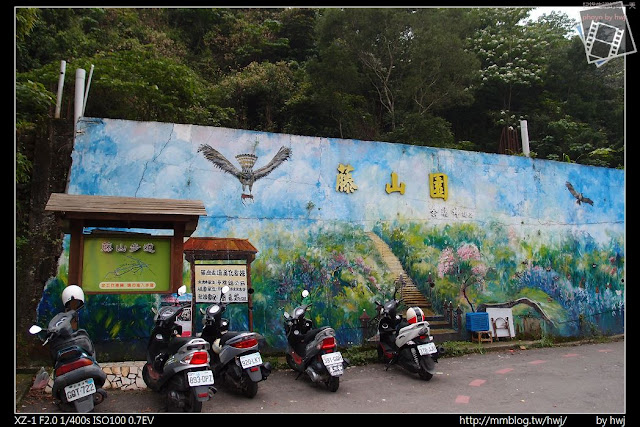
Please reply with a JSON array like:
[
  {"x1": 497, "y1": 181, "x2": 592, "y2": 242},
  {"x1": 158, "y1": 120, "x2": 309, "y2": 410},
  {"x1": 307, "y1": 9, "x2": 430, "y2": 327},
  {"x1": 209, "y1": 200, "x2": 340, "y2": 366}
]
[
  {"x1": 81, "y1": 235, "x2": 171, "y2": 293},
  {"x1": 194, "y1": 264, "x2": 248, "y2": 303}
]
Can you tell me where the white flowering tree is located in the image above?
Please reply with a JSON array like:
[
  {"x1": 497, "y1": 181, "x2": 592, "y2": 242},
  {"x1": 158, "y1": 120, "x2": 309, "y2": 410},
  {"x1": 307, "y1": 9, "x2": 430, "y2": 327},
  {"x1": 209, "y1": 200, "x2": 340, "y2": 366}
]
[{"x1": 466, "y1": 8, "x2": 561, "y2": 127}]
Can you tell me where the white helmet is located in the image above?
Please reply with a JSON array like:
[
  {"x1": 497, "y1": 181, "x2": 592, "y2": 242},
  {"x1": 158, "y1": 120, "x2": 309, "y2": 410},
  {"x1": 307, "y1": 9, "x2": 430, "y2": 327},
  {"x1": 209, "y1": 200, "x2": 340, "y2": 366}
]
[
  {"x1": 62, "y1": 285, "x2": 85, "y2": 310},
  {"x1": 406, "y1": 307, "x2": 424, "y2": 324}
]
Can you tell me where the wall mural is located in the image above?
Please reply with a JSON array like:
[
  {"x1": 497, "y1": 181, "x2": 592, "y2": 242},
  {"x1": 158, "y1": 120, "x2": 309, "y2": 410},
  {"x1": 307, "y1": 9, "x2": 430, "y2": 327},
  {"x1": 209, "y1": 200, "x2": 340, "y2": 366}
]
[
  {"x1": 36, "y1": 117, "x2": 625, "y2": 358},
  {"x1": 198, "y1": 143, "x2": 292, "y2": 202}
]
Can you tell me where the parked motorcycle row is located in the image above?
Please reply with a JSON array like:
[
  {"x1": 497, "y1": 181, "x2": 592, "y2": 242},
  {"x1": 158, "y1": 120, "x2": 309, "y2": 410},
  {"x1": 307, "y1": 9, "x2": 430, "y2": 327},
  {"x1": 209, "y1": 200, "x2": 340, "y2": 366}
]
[{"x1": 29, "y1": 285, "x2": 444, "y2": 412}]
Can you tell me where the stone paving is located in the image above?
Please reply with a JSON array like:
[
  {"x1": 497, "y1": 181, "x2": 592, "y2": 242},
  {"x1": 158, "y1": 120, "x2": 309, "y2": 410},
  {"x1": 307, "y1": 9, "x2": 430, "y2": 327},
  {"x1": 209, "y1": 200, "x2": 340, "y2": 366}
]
[{"x1": 44, "y1": 361, "x2": 148, "y2": 393}]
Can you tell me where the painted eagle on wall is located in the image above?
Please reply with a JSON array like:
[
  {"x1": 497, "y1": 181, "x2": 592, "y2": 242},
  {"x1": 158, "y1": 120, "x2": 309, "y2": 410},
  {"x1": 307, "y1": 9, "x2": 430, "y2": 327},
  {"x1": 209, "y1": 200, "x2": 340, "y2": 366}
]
[
  {"x1": 565, "y1": 181, "x2": 594, "y2": 206},
  {"x1": 198, "y1": 144, "x2": 292, "y2": 201}
]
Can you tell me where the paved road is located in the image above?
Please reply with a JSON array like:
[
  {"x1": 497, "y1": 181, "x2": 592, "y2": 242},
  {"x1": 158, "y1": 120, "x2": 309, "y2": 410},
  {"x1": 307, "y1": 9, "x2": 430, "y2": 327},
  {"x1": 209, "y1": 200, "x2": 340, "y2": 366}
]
[{"x1": 16, "y1": 341, "x2": 625, "y2": 417}]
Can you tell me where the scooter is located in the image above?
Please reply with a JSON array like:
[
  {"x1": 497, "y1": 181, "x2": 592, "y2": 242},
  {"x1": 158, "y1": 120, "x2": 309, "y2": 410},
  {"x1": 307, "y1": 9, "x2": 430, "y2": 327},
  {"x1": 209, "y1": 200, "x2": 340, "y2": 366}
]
[
  {"x1": 200, "y1": 285, "x2": 271, "y2": 398},
  {"x1": 29, "y1": 310, "x2": 107, "y2": 412},
  {"x1": 283, "y1": 290, "x2": 349, "y2": 392},
  {"x1": 142, "y1": 285, "x2": 216, "y2": 412},
  {"x1": 375, "y1": 287, "x2": 444, "y2": 380}
]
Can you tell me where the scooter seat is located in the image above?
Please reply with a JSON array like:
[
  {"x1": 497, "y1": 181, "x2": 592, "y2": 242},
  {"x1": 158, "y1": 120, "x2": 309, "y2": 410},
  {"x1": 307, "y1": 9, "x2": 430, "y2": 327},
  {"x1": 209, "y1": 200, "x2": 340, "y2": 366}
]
[
  {"x1": 219, "y1": 331, "x2": 244, "y2": 346},
  {"x1": 303, "y1": 326, "x2": 330, "y2": 344},
  {"x1": 168, "y1": 336, "x2": 198, "y2": 354}
]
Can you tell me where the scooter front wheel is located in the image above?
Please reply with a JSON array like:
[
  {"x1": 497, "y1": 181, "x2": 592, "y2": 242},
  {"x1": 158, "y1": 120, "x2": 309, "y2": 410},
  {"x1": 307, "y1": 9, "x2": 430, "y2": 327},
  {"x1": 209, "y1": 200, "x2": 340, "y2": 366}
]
[
  {"x1": 285, "y1": 353, "x2": 298, "y2": 371},
  {"x1": 142, "y1": 363, "x2": 158, "y2": 391}
]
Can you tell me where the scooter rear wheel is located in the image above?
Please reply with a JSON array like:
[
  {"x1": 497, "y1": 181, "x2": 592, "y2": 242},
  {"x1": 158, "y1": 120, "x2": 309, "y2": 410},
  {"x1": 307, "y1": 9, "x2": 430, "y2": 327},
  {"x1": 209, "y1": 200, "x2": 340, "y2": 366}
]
[
  {"x1": 419, "y1": 370, "x2": 433, "y2": 381},
  {"x1": 326, "y1": 376, "x2": 339, "y2": 392},
  {"x1": 93, "y1": 389, "x2": 107, "y2": 405},
  {"x1": 185, "y1": 391, "x2": 203, "y2": 413},
  {"x1": 241, "y1": 378, "x2": 258, "y2": 398}
]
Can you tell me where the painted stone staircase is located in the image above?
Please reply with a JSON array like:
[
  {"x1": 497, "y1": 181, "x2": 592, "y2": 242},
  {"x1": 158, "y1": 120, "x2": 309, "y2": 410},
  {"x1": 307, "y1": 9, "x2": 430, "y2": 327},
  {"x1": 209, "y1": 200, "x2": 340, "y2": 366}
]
[{"x1": 367, "y1": 232, "x2": 460, "y2": 343}]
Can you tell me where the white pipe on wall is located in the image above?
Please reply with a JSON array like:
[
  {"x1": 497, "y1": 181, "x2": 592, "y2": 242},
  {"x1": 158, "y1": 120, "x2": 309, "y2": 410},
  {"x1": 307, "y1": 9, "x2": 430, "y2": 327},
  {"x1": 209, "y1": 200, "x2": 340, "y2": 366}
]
[
  {"x1": 74, "y1": 68, "x2": 86, "y2": 125},
  {"x1": 520, "y1": 120, "x2": 530, "y2": 157},
  {"x1": 54, "y1": 60, "x2": 66, "y2": 119},
  {"x1": 82, "y1": 64, "x2": 94, "y2": 116}
]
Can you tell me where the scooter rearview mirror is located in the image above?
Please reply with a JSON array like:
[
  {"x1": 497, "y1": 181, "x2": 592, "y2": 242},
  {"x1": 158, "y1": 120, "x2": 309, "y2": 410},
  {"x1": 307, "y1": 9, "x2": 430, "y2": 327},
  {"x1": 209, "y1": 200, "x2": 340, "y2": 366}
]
[
  {"x1": 177, "y1": 285, "x2": 187, "y2": 296},
  {"x1": 301, "y1": 289, "x2": 309, "y2": 298},
  {"x1": 29, "y1": 325, "x2": 42, "y2": 335},
  {"x1": 221, "y1": 285, "x2": 230, "y2": 294}
]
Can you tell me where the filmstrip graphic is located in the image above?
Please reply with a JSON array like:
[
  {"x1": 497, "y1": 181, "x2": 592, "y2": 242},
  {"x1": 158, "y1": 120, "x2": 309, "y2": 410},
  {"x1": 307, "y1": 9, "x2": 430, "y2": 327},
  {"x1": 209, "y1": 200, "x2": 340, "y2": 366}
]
[
  {"x1": 585, "y1": 20, "x2": 625, "y2": 61},
  {"x1": 579, "y1": 1, "x2": 637, "y2": 64}
]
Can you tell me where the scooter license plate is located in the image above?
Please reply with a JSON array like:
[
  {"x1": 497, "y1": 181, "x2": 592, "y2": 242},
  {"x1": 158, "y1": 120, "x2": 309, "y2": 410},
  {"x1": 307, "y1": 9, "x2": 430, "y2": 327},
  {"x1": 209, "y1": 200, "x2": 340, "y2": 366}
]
[
  {"x1": 322, "y1": 351, "x2": 344, "y2": 367},
  {"x1": 64, "y1": 378, "x2": 96, "y2": 402},
  {"x1": 327, "y1": 363, "x2": 343, "y2": 376},
  {"x1": 417, "y1": 342, "x2": 438, "y2": 355},
  {"x1": 239, "y1": 352, "x2": 263, "y2": 369},
  {"x1": 187, "y1": 370, "x2": 214, "y2": 386}
]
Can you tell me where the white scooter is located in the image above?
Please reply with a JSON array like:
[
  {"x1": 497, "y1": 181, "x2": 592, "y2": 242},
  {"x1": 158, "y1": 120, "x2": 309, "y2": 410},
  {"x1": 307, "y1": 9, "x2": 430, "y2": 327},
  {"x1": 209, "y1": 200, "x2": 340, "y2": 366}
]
[{"x1": 375, "y1": 289, "x2": 444, "y2": 380}]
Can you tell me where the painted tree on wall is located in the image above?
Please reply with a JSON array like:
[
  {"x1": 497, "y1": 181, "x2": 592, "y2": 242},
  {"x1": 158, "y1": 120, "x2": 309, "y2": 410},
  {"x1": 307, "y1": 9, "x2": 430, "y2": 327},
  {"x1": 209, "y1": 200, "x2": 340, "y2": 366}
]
[
  {"x1": 437, "y1": 243, "x2": 488, "y2": 312},
  {"x1": 373, "y1": 220, "x2": 624, "y2": 336}
]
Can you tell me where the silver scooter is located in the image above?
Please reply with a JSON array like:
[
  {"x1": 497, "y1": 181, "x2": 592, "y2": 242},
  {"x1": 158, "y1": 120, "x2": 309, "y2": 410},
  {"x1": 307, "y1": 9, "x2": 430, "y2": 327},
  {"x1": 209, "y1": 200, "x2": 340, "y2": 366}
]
[
  {"x1": 142, "y1": 285, "x2": 216, "y2": 412},
  {"x1": 200, "y1": 285, "x2": 271, "y2": 398},
  {"x1": 29, "y1": 310, "x2": 107, "y2": 412}
]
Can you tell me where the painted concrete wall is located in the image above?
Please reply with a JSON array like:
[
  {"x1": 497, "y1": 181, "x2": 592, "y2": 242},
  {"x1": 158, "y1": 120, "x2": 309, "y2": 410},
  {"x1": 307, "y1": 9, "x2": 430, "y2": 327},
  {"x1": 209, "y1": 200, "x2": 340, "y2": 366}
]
[{"x1": 38, "y1": 117, "x2": 625, "y2": 357}]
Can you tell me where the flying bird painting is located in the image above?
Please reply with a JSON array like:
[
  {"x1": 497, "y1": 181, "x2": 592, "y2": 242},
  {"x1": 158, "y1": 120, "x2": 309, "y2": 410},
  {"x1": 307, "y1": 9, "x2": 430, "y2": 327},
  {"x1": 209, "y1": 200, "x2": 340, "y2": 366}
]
[
  {"x1": 565, "y1": 181, "x2": 594, "y2": 206},
  {"x1": 198, "y1": 144, "x2": 292, "y2": 202}
]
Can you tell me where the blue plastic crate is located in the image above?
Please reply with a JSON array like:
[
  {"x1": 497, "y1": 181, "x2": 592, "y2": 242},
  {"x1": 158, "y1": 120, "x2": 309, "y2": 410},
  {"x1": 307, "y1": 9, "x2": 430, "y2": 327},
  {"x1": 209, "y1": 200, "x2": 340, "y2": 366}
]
[{"x1": 466, "y1": 312, "x2": 490, "y2": 332}]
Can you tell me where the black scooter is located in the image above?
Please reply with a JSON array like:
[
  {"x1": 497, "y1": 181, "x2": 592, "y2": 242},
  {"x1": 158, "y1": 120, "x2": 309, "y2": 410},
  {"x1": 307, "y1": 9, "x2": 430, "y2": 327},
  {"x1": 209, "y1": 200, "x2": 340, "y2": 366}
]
[
  {"x1": 29, "y1": 310, "x2": 107, "y2": 412},
  {"x1": 200, "y1": 285, "x2": 271, "y2": 398},
  {"x1": 142, "y1": 285, "x2": 216, "y2": 412},
  {"x1": 375, "y1": 287, "x2": 445, "y2": 380},
  {"x1": 283, "y1": 290, "x2": 349, "y2": 392}
]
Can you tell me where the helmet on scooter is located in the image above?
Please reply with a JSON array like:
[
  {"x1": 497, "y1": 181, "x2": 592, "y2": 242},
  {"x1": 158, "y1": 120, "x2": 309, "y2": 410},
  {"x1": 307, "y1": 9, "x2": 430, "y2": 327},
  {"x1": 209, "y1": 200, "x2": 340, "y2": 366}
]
[
  {"x1": 62, "y1": 285, "x2": 85, "y2": 311},
  {"x1": 406, "y1": 307, "x2": 424, "y2": 324}
]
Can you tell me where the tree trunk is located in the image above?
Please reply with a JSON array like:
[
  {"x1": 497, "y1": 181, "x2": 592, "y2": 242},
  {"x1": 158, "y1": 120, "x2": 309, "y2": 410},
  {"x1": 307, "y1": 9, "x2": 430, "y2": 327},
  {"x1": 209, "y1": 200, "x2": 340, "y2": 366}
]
[{"x1": 16, "y1": 118, "x2": 74, "y2": 367}]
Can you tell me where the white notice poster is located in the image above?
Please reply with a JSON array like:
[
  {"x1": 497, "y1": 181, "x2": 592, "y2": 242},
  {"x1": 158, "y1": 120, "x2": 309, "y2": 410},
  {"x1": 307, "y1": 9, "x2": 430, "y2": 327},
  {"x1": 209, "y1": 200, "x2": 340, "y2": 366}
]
[{"x1": 194, "y1": 264, "x2": 248, "y2": 303}]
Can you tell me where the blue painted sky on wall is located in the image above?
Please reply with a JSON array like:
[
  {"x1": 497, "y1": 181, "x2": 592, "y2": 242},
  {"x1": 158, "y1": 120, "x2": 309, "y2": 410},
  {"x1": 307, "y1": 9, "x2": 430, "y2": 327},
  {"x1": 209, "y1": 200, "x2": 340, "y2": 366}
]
[{"x1": 70, "y1": 118, "x2": 624, "y2": 243}]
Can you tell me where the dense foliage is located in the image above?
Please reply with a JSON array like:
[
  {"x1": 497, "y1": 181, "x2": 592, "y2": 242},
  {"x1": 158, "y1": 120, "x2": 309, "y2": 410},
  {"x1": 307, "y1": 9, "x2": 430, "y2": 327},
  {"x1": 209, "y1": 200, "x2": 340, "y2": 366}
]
[{"x1": 16, "y1": 7, "x2": 625, "y2": 170}]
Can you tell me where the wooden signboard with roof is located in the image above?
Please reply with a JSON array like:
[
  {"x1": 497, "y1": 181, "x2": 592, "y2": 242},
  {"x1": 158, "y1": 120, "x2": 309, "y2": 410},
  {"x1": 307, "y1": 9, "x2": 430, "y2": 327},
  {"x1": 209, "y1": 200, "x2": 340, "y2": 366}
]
[
  {"x1": 183, "y1": 237, "x2": 258, "y2": 332},
  {"x1": 45, "y1": 193, "x2": 206, "y2": 294}
]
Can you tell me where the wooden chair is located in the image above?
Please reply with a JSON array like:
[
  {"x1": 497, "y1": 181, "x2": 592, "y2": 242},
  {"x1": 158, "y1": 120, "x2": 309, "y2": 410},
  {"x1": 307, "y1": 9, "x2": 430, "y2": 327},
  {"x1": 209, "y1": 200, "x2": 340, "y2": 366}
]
[{"x1": 471, "y1": 330, "x2": 492, "y2": 343}]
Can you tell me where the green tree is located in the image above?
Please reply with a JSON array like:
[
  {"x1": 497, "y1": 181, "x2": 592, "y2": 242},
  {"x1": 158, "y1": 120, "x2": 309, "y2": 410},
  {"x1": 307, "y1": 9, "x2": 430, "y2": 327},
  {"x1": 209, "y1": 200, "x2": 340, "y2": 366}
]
[
  {"x1": 214, "y1": 61, "x2": 298, "y2": 132},
  {"x1": 303, "y1": 8, "x2": 478, "y2": 145},
  {"x1": 529, "y1": 35, "x2": 624, "y2": 168}
]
